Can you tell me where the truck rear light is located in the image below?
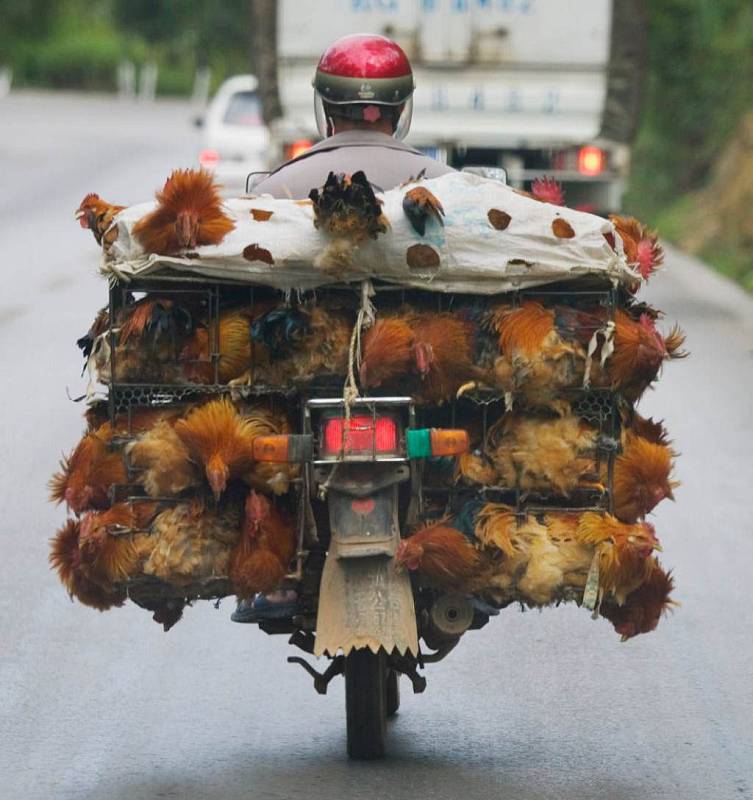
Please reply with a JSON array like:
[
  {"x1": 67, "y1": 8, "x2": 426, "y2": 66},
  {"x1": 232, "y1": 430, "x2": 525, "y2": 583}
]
[
  {"x1": 578, "y1": 146, "x2": 605, "y2": 176},
  {"x1": 199, "y1": 148, "x2": 220, "y2": 169},
  {"x1": 407, "y1": 428, "x2": 469, "y2": 459},
  {"x1": 285, "y1": 139, "x2": 313, "y2": 161},
  {"x1": 321, "y1": 415, "x2": 398, "y2": 457}
]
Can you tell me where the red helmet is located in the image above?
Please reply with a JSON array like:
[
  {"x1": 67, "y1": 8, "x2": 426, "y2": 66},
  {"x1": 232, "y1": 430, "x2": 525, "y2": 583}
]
[{"x1": 313, "y1": 34, "x2": 415, "y2": 140}]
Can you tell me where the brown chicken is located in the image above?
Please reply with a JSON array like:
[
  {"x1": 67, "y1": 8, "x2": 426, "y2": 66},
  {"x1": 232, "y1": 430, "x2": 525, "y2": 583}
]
[
  {"x1": 600, "y1": 560, "x2": 675, "y2": 640},
  {"x1": 132, "y1": 168, "x2": 235, "y2": 255},
  {"x1": 78, "y1": 503, "x2": 158, "y2": 585},
  {"x1": 76, "y1": 193, "x2": 125, "y2": 248},
  {"x1": 576, "y1": 512, "x2": 660, "y2": 605},
  {"x1": 395, "y1": 522, "x2": 481, "y2": 589},
  {"x1": 230, "y1": 491, "x2": 297, "y2": 598},
  {"x1": 489, "y1": 301, "x2": 583, "y2": 414},
  {"x1": 126, "y1": 419, "x2": 201, "y2": 498},
  {"x1": 612, "y1": 429, "x2": 678, "y2": 523},
  {"x1": 402, "y1": 186, "x2": 445, "y2": 236},
  {"x1": 359, "y1": 311, "x2": 478, "y2": 403},
  {"x1": 359, "y1": 317, "x2": 414, "y2": 389},
  {"x1": 174, "y1": 398, "x2": 258, "y2": 500},
  {"x1": 486, "y1": 412, "x2": 601, "y2": 495},
  {"x1": 609, "y1": 214, "x2": 664, "y2": 281},
  {"x1": 179, "y1": 307, "x2": 269, "y2": 385},
  {"x1": 49, "y1": 423, "x2": 126, "y2": 514},
  {"x1": 143, "y1": 499, "x2": 241, "y2": 586},
  {"x1": 49, "y1": 519, "x2": 127, "y2": 610},
  {"x1": 309, "y1": 170, "x2": 389, "y2": 271},
  {"x1": 254, "y1": 305, "x2": 353, "y2": 386}
]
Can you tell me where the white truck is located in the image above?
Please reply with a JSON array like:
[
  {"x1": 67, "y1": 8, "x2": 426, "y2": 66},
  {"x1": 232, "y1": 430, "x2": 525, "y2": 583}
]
[{"x1": 264, "y1": 0, "x2": 645, "y2": 213}]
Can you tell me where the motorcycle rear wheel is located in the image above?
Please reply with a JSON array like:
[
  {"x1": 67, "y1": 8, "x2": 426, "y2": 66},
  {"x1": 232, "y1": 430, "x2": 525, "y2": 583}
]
[{"x1": 345, "y1": 648, "x2": 387, "y2": 759}]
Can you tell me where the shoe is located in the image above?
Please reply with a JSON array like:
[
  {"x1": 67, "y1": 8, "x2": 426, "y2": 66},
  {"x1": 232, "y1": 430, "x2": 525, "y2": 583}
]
[{"x1": 231, "y1": 591, "x2": 299, "y2": 623}]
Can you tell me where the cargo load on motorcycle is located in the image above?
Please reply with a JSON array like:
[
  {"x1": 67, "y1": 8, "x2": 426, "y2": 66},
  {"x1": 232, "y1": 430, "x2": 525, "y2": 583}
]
[{"x1": 52, "y1": 167, "x2": 685, "y2": 758}]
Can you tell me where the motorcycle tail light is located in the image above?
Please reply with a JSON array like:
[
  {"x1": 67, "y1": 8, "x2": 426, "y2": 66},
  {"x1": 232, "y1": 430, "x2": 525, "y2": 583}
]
[
  {"x1": 321, "y1": 415, "x2": 398, "y2": 457},
  {"x1": 199, "y1": 148, "x2": 220, "y2": 169}
]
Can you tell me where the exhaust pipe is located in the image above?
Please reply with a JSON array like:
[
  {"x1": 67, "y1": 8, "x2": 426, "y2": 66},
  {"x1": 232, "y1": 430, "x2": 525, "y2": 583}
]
[{"x1": 423, "y1": 594, "x2": 475, "y2": 651}]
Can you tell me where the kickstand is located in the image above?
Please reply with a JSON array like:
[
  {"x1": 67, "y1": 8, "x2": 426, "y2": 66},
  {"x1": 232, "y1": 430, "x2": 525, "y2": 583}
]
[
  {"x1": 388, "y1": 653, "x2": 427, "y2": 694},
  {"x1": 287, "y1": 655, "x2": 344, "y2": 695}
]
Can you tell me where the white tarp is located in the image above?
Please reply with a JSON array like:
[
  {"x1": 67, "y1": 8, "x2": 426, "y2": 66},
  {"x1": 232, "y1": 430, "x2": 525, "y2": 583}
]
[{"x1": 103, "y1": 171, "x2": 637, "y2": 294}]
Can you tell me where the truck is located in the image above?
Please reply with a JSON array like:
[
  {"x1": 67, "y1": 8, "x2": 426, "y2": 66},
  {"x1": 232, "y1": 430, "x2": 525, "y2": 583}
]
[{"x1": 261, "y1": 0, "x2": 646, "y2": 213}]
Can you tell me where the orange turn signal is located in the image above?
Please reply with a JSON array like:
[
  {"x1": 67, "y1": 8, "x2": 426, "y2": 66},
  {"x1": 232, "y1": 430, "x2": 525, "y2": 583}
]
[
  {"x1": 429, "y1": 429, "x2": 470, "y2": 457},
  {"x1": 253, "y1": 434, "x2": 313, "y2": 463}
]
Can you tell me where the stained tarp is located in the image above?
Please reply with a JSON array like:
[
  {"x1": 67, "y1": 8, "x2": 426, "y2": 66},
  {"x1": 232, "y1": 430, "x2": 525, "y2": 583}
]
[{"x1": 102, "y1": 171, "x2": 638, "y2": 294}]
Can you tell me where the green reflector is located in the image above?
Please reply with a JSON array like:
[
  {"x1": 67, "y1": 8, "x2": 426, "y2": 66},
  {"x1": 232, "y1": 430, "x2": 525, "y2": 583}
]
[{"x1": 407, "y1": 428, "x2": 432, "y2": 459}]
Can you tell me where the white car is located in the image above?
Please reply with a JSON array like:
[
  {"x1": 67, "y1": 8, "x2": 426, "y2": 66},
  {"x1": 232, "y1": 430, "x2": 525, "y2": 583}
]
[{"x1": 197, "y1": 75, "x2": 269, "y2": 191}]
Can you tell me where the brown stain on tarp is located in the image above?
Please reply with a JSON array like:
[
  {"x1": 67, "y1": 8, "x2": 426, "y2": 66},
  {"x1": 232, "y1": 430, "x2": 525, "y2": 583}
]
[
  {"x1": 552, "y1": 218, "x2": 575, "y2": 239},
  {"x1": 250, "y1": 209, "x2": 273, "y2": 222},
  {"x1": 488, "y1": 209, "x2": 512, "y2": 230},
  {"x1": 406, "y1": 244, "x2": 440, "y2": 269},
  {"x1": 243, "y1": 244, "x2": 275, "y2": 265}
]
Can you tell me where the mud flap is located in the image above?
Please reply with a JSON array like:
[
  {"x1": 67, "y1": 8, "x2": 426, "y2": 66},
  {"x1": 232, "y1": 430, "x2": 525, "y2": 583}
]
[{"x1": 314, "y1": 546, "x2": 418, "y2": 658}]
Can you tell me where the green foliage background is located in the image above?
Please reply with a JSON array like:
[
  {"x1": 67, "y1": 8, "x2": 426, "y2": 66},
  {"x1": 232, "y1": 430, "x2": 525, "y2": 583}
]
[{"x1": 0, "y1": 0, "x2": 251, "y2": 94}]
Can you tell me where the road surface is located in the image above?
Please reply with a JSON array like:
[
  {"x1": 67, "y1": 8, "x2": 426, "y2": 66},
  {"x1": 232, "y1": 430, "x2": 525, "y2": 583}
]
[{"x1": 1, "y1": 91, "x2": 751, "y2": 800}]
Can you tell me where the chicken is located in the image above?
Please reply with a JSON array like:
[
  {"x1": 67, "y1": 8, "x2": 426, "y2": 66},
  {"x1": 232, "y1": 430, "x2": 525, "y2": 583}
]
[
  {"x1": 76, "y1": 193, "x2": 125, "y2": 248},
  {"x1": 575, "y1": 512, "x2": 660, "y2": 605},
  {"x1": 77, "y1": 306, "x2": 110, "y2": 367},
  {"x1": 179, "y1": 307, "x2": 267, "y2": 385},
  {"x1": 252, "y1": 304, "x2": 353, "y2": 385},
  {"x1": 359, "y1": 310, "x2": 478, "y2": 403},
  {"x1": 402, "y1": 186, "x2": 445, "y2": 236},
  {"x1": 395, "y1": 522, "x2": 480, "y2": 589},
  {"x1": 230, "y1": 491, "x2": 297, "y2": 598},
  {"x1": 143, "y1": 499, "x2": 241, "y2": 586},
  {"x1": 607, "y1": 310, "x2": 686, "y2": 402},
  {"x1": 600, "y1": 560, "x2": 675, "y2": 640},
  {"x1": 487, "y1": 412, "x2": 602, "y2": 495},
  {"x1": 132, "y1": 168, "x2": 235, "y2": 255},
  {"x1": 530, "y1": 177, "x2": 565, "y2": 206},
  {"x1": 48, "y1": 422, "x2": 126, "y2": 514},
  {"x1": 238, "y1": 405, "x2": 298, "y2": 496},
  {"x1": 78, "y1": 503, "x2": 157, "y2": 585},
  {"x1": 309, "y1": 170, "x2": 389, "y2": 270},
  {"x1": 359, "y1": 317, "x2": 414, "y2": 390},
  {"x1": 126, "y1": 419, "x2": 201, "y2": 498},
  {"x1": 612, "y1": 429, "x2": 678, "y2": 523},
  {"x1": 609, "y1": 214, "x2": 664, "y2": 281},
  {"x1": 118, "y1": 294, "x2": 194, "y2": 347},
  {"x1": 48, "y1": 519, "x2": 127, "y2": 611},
  {"x1": 489, "y1": 301, "x2": 583, "y2": 413},
  {"x1": 173, "y1": 398, "x2": 258, "y2": 500}
]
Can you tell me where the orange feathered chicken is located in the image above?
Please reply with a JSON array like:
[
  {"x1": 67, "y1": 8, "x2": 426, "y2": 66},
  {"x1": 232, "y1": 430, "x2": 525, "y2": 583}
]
[
  {"x1": 395, "y1": 523, "x2": 481, "y2": 589},
  {"x1": 76, "y1": 193, "x2": 125, "y2": 248},
  {"x1": 230, "y1": 491, "x2": 297, "y2": 598},
  {"x1": 49, "y1": 519, "x2": 127, "y2": 611},
  {"x1": 48, "y1": 423, "x2": 126, "y2": 514},
  {"x1": 600, "y1": 560, "x2": 675, "y2": 640},
  {"x1": 179, "y1": 307, "x2": 270, "y2": 385},
  {"x1": 174, "y1": 398, "x2": 257, "y2": 500},
  {"x1": 132, "y1": 168, "x2": 235, "y2": 255},
  {"x1": 78, "y1": 503, "x2": 157, "y2": 585},
  {"x1": 359, "y1": 317, "x2": 414, "y2": 389},
  {"x1": 576, "y1": 512, "x2": 660, "y2": 604},
  {"x1": 609, "y1": 214, "x2": 664, "y2": 281},
  {"x1": 612, "y1": 430, "x2": 678, "y2": 523}
]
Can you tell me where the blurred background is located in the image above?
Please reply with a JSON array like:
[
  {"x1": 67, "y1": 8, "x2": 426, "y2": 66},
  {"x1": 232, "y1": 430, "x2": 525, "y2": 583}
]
[{"x1": 2, "y1": 0, "x2": 753, "y2": 290}]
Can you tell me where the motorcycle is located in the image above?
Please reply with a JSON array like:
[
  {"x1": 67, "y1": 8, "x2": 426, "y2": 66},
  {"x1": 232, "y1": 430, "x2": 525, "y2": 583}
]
[{"x1": 250, "y1": 394, "x2": 487, "y2": 759}]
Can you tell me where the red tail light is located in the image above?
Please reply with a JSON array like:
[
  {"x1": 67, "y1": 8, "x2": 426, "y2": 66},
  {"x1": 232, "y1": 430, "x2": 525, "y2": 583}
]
[
  {"x1": 285, "y1": 139, "x2": 314, "y2": 161},
  {"x1": 199, "y1": 148, "x2": 220, "y2": 169},
  {"x1": 321, "y1": 415, "x2": 398, "y2": 457},
  {"x1": 578, "y1": 146, "x2": 605, "y2": 176}
]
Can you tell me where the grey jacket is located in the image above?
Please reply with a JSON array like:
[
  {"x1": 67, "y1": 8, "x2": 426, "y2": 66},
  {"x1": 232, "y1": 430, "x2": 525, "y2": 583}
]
[{"x1": 249, "y1": 130, "x2": 454, "y2": 199}]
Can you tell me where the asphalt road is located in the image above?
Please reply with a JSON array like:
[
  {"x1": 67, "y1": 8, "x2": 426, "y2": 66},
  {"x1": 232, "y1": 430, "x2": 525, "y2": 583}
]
[{"x1": 1, "y1": 92, "x2": 751, "y2": 800}]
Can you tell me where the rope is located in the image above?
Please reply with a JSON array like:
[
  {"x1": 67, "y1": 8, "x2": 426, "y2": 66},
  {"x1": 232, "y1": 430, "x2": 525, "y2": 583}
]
[{"x1": 342, "y1": 280, "x2": 376, "y2": 422}]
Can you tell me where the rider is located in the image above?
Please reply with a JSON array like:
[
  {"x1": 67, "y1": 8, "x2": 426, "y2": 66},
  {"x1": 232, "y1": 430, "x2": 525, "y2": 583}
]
[
  {"x1": 233, "y1": 33, "x2": 454, "y2": 624},
  {"x1": 248, "y1": 33, "x2": 454, "y2": 200}
]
